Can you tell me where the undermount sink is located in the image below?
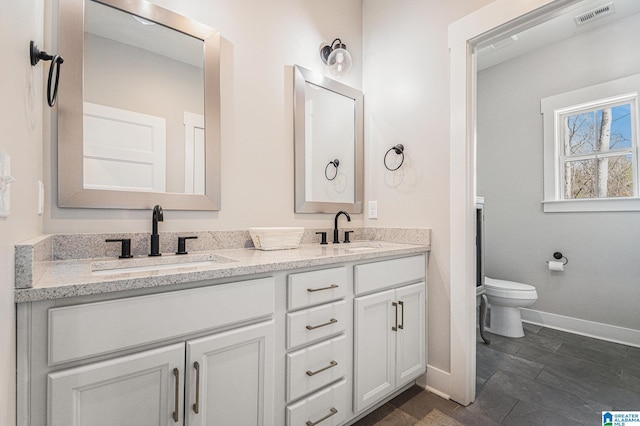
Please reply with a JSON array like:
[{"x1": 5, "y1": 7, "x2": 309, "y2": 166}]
[
  {"x1": 91, "y1": 253, "x2": 236, "y2": 276},
  {"x1": 344, "y1": 246, "x2": 376, "y2": 253},
  {"x1": 344, "y1": 243, "x2": 382, "y2": 253}
]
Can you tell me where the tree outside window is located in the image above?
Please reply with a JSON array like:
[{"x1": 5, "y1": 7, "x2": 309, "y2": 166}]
[{"x1": 561, "y1": 102, "x2": 635, "y2": 199}]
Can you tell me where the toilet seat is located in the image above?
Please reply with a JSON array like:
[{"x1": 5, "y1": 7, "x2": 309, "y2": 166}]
[{"x1": 485, "y1": 277, "x2": 537, "y2": 299}]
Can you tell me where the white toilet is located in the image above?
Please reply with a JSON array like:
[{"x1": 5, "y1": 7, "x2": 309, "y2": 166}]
[{"x1": 484, "y1": 277, "x2": 538, "y2": 338}]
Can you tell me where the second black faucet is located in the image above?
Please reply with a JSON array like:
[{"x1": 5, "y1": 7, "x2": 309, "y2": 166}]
[
  {"x1": 333, "y1": 210, "x2": 351, "y2": 244},
  {"x1": 149, "y1": 204, "x2": 164, "y2": 256}
]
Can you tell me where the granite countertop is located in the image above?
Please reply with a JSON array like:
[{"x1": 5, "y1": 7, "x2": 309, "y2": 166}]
[{"x1": 15, "y1": 241, "x2": 429, "y2": 303}]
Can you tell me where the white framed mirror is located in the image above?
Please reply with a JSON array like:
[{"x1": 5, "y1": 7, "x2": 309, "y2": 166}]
[
  {"x1": 293, "y1": 65, "x2": 363, "y2": 213},
  {"x1": 57, "y1": 0, "x2": 221, "y2": 210}
]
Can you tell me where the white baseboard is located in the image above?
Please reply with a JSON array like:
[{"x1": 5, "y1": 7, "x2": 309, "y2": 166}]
[
  {"x1": 424, "y1": 364, "x2": 450, "y2": 399},
  {"x1": 521, "y1": 308, "x2": 640, "y2": 348}
]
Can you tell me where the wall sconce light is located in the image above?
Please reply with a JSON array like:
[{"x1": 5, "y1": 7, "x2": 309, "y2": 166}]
[{"x1": 320, "y1": 38, "x2": 352, "y2": 77}]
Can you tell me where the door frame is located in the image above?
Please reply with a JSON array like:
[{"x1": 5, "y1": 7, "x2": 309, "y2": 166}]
[{"x1": 447, "y1": 0, "x2": 580, "y2": 405}]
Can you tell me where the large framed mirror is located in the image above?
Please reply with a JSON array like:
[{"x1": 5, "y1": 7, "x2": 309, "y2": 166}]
[
  {"x1": 293, "y1": 65, "x2": 363, "y2": 213},
  {"x1": 57, "y1": 0, "x2": 221, "y2": 210}
]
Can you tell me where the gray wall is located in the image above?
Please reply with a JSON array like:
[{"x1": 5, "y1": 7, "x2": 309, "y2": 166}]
[{"x1": 477, "y1": 13, "x2": 640, "y2": 331}]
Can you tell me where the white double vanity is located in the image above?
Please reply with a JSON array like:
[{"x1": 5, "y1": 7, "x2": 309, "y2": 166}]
[{"x1": 15, "y1": 232, "x2": 428, "y2": 426}]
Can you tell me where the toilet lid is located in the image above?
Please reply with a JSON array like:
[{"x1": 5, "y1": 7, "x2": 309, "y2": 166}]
[{"x1": 485, "y1": 277, "x2": 535, "y2": 291}]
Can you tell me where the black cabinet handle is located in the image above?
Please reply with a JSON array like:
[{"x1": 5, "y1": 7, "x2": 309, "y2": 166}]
[
  {"x1": 172, "y1": 368, "x2": 179, "y2": 422},
  {"x1": 193, "y1": 361, "x2": 200, "y2": 414},
  {"x1": 392, "y1": 302, "x2": 398, "y2": 331}
]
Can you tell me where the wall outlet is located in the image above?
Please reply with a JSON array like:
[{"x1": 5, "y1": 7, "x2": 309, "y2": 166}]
[{"x1": 368, "y1": 200, "x2": 378, "y2": 219}]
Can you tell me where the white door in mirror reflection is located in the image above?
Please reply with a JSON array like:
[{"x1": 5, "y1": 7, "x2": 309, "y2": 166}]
[
  {"x1": 184, "y1": 112, "x2": 205, "y2": 195},
  {"x1": 305, "y1": 82, "x2": 355, "y2": 203},
  {"x1": 83, "y1": 102, "x2": 166, "y2": 192}
]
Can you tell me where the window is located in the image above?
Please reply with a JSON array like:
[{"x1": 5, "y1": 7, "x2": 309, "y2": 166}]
[
  {"x1": 561, "y1": 99, "x2": 635, "y2": 199},
  {"x1": 541, "y1": 74, "x2": 640, "y2": 212}
]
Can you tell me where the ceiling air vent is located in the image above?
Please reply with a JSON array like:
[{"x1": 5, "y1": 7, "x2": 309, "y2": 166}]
[{"x1": 574, "y1": 2, "x2": 615, "y2": 25}]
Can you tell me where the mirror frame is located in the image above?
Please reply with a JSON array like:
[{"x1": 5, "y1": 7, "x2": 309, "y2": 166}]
[
  {"x1": 293, "y1": 65, "x2": 363, "y2": 213},
  {"x1": 58, "y1": 0, "x2": 221, "y2": 210}
]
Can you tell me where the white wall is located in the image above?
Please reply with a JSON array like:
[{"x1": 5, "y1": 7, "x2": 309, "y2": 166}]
[
  {"x1": 45, "y1": 0, "x2": 364, "y2": 233},
  {"x1": 8, "y1": 0, "x2": 364, "y2": 422},
  {"x1": 477, "y1": 12, "x2": 640, "y2": 331},
  {"x1": 362, "y1": 0, "x2": 492, "y2": 374},
  {"x1": 0, "y1": 0, "x2": 45, "y2": 423},
  {"x1": 0, "y1": 1, "x2": 501, "y2": 419}
]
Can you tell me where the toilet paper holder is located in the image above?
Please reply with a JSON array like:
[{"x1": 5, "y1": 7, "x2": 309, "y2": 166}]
[{"x1": 546, "y1": 251, "x2": 568, "y2": 265}]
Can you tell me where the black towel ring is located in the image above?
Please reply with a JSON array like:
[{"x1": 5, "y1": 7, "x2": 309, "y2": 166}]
[
  {"x1": 384, "y1": 144, "x2": 405, "y2": 171},
  {"x1": 325, "y1": 159, "x2": 339, "y2": 181},
  {"x1": 30, "y1": 41, "x2": 64, "y2": 107}
]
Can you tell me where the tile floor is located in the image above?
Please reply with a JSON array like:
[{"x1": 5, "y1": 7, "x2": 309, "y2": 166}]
[{"x1": 353, "y1": 323, "x2": 640, "y2": 425}]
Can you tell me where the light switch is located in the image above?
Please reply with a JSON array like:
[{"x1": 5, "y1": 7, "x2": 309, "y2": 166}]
[{"x1": 368, "y1": 200, "x2": 378, "y2": 219}]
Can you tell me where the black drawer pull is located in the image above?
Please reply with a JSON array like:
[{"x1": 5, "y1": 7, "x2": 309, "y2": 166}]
[
  {"x1": 307, "y1": 284, "x2": 339, "y2": 293},
  {"x1": 306, "y1": 318, "x2": 337, "y2": 330},
  {"x1": 306, "y1": 407, "x2": 338, "y2": 426},
  {"x1": 306, "y1": 360, "x2": 338, "y2": 376}
]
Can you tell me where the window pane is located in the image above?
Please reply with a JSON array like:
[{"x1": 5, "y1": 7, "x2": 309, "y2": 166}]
[
  {"x1": 564, "y1": 159, "x2": 595, "y2": 199},
  {"x1": 608, "y1": 104, "x2": 632, "y2": 150},
  {"x1": 598, "y1": 154, "x2": 633, "y2": 198},
  {"x1": 564, "y1": 112, "x2": 595, "y2": 155}
]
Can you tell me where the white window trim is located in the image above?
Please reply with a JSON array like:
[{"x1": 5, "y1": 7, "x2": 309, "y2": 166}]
[{"x1": 541, "y1": 73, "x2": 640, "y2": 212}]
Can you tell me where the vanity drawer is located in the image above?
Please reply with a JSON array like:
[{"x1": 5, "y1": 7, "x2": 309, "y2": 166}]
[
  {"x1": 286, "y1": 334, "x2": 347, "y2": 402},
  {"x1": 286, "y1": 300, "x2": 347, "y2": 350},
  {"x1": 48, "y1": 277, "x2": 275, "y2": 365},
  {"x1": 286, "y1": 378, "x2": 347, "y2": 426},
  {"x1": 287, "y1": 267, "x2": 348, "y2": 311},
  {"x1": 354, "y1": 255, "x2": 426, "y2": 295}
]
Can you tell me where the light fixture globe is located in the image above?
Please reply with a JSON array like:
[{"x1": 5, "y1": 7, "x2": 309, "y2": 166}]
[{"x1": 320, "y1": 38, "x2": 352, "y2": 77}]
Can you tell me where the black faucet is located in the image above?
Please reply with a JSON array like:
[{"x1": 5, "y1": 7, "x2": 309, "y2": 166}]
[
  {"x1": 149, "y1": 205, "x2": 164, "y2": 256},
  {"x1": 333, "y1": 210, "x2": 351, "y2": 243}
]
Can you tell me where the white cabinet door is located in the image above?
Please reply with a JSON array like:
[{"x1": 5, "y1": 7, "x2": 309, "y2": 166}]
[
  {"x1": 395, "y1": 282, "x2": 426, "y2": 386},
  {"x1": 186, "y1": 320, "x2": 275, "y2": 426},
  {"x1": 353, "y1": 289, "x2": 395, "y2": 413},
  {"x1": 354, "y1": 282, "x2": 426, "y2": 414},
  {"x1": 48, "y1": 343, "x2": 184, "y2": 426}
]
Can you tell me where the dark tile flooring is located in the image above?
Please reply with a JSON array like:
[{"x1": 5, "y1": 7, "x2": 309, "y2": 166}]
[{"x1": 353, "y1": 323, "x2": 640, "y2": 425}]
